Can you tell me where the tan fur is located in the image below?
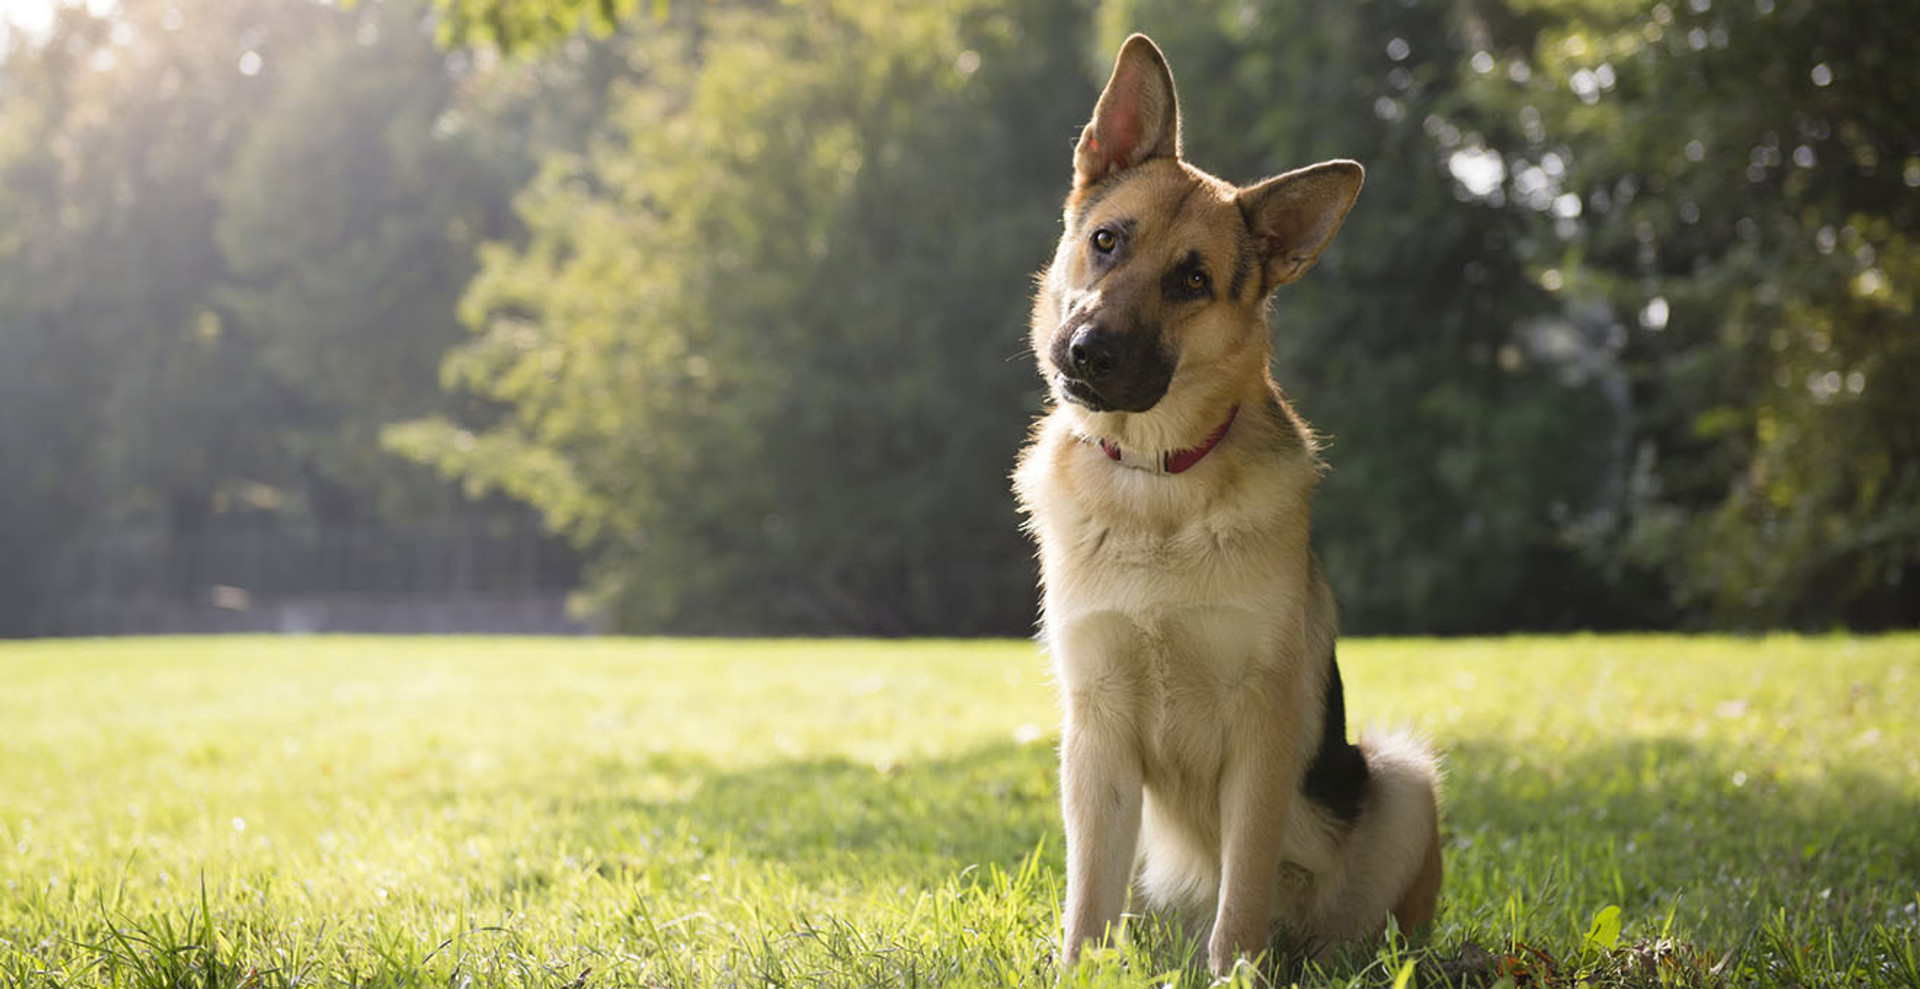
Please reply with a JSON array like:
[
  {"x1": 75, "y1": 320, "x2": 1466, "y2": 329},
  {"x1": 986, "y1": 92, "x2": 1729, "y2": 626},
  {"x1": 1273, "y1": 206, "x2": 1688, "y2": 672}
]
[
  {"x1": 1393, "y1": 807, "x2": 1445, "y2": 930},
  {"x1": 1012, "y1": 35, "x2": 1441, "y2": 976}
]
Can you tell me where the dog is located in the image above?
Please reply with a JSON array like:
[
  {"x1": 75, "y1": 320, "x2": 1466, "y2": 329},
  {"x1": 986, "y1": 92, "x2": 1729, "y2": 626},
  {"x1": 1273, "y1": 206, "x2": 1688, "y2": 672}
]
[{"x1": 1011, "y1": 34, "x2": 1443, "y2": 976}]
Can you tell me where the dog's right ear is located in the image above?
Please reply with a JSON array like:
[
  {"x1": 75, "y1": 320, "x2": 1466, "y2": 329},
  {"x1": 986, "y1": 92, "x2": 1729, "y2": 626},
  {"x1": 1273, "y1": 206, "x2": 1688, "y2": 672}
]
[{"x1": 1073, "y1": 34, "x2": 1181, "y2": 191}]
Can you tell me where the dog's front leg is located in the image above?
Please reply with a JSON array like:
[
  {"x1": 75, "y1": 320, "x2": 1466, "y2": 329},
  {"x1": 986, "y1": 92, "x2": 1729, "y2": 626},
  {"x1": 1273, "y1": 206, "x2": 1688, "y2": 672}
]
[
  {"x1": 1208, "y1": 694, "x2": 1294, "y2": 975},
  {"x1": 1059, "y1": 695, "x2": 1143, "y2": 966}
]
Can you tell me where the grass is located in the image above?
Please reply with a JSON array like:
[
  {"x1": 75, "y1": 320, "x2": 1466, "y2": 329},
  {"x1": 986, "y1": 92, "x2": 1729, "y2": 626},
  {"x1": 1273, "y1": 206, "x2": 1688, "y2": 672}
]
[{"x1": 0, "y1": 634, "x2": 1915, "y2": 988}]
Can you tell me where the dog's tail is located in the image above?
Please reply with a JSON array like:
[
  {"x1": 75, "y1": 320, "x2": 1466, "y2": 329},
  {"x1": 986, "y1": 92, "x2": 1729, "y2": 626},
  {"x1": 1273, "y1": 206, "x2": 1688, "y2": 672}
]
[{"x1": 1313, "y1": 728, "x2": 1443, "y2": 941}]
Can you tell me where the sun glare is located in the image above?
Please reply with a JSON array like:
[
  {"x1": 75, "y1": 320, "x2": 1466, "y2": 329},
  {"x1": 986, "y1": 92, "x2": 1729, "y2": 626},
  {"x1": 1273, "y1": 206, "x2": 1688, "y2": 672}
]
[{"x1": 1, "y1": 0, "x2": 116, "y2": 43}]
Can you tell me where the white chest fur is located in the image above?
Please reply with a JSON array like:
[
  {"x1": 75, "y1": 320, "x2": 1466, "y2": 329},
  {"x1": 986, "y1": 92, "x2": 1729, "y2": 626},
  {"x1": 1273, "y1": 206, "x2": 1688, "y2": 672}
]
[{"x1": 1024, "y1": 428, "x2": 1321, "y2": 774}]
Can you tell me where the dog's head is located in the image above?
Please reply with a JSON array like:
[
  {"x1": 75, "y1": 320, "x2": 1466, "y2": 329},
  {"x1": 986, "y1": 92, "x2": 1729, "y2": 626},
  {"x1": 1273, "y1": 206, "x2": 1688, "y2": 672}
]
[{"x1": 1032, "y1": 35, "x2": 1363, "y2": 429}]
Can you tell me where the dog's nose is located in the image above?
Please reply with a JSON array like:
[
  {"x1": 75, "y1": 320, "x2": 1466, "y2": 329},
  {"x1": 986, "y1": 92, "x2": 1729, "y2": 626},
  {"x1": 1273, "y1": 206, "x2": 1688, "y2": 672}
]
[{"x1": 1067, "y1": 326, "x2": 1117, "y2": 381}]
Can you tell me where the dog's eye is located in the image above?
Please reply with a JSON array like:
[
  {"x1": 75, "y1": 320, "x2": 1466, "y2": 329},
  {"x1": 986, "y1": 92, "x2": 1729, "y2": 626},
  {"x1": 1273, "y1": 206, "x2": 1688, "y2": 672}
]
[
  {"x1": 1090, "y1": 229, "x2": 1117, "y2": 253},
  {"x1": 1183, "y1": 269, "x2": 1209, "y2": 295}
]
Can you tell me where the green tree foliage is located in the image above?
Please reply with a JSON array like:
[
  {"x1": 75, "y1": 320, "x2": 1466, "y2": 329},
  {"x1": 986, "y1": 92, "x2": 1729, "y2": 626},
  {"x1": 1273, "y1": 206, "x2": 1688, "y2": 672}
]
[
  {"x1": 213, "y1": 0, "x2": 524, "y2": 521},
  {"x1": 1492, "y1": 0, "x2": 1920, "y2": 627},
  {"x1": 4, "y1": 0, "x2": 1911, "y2": 634},
  {"x1": 429, "y1": 0, "x2": 650, "y2": 52},
  {"x1": 1094, "y1": 0, "x2": 1624, "y2": 632},
  {"x1": 392, "y1": 0, "x2": 1098, "y2": 633},
  {"x1": 405, "y1": 0, "x2": 1915, "y2": 634},
  {"x1": 0, "y1": 0, "x2": 577, "y2": 632},
  {"x1": 0, "y1": 0, "x2": 332, "y2": 628}
]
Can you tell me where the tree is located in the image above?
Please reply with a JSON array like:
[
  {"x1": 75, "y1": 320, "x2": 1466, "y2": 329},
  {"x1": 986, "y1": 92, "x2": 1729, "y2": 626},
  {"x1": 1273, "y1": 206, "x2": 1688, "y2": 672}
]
[
  {"x1": 0, "y1": 0, "x2": 584, "y2": 633},
  {"x1": 213, "y1": 0, "x2": 528, "y2": 522},
  {"x1": 1501, "y1": 0, "x2": 1920, "y2": 627},
  {"x1": 7, "y1": 0, "x2": 1906, "y2": 634},
  {"x1": 0, "y1": 0, "x2": 335, "y2": 631},
  {"x1": 428, "y1": 0, "x2": 647, "y2": 52},
  {"x1": 392, "y1": 0, "x2": 1098, "y2": 633},
  {"x1": 1089, "y1": 0, "x2": 1625, "y2": 632}
]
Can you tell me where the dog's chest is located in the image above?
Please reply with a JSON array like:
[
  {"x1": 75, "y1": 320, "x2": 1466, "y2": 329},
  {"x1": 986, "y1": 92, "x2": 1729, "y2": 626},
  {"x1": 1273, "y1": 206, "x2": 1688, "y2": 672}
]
[
  {"x1": 1137, "y1": 607, "x2": 1272, "y2": 777},
  {"x1": 1043, "y1": 486, "x2": 1310, "y2": 787},
  {"x1": 1054, "y1": 601, "x2": 1278, "y2": 803},
  {"x1": 1045, "y1": 486, "x2": 1299, "y2": 621}
]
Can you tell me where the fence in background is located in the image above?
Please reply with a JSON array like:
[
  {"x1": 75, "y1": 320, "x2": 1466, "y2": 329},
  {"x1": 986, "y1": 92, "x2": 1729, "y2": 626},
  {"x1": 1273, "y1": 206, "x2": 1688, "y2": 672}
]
[{"x1": 45, "y1": 512, "x2": 591, "y2": 635}]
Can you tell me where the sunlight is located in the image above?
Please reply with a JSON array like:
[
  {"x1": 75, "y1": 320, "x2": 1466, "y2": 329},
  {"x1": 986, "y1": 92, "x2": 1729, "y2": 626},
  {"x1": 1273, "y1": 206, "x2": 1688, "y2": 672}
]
[{"x1": 0, "y1": 0, "x2": 115, "y2": 42}]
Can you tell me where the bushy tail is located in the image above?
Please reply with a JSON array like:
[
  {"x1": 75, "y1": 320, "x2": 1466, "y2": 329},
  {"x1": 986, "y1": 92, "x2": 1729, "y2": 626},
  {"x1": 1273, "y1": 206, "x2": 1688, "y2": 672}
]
[{"x1": 1313, "y1": 728, "x2": 1443, "y2": 941}]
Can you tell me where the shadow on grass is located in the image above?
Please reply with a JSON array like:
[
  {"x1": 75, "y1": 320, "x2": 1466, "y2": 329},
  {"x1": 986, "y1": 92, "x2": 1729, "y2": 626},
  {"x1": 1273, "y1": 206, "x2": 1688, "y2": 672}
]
[
  {"x1": 1408, "y1": 733, "x2": 1920, "y2": 987},
  {"x1": 1440, "y1": 734, "x2": 1918, "y2": 933},
  {"x1": 542, "y1": 731, "x2": 1914, "y2": 986},
  {"x1": 563, "y1": 740, "x2": 1065, "y2": 887},
  {"x1": 560, "y1": 728, "x2": 1914, "y2": 920}
]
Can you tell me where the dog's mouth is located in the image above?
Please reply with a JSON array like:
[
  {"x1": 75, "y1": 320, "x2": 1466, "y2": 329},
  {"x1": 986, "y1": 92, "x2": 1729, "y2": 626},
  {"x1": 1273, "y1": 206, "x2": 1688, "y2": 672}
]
[
  {"x1": 1052, "y1": 365, "x2": 1172, "y2": 414},
  {"x1": 1056, "y1": 374, "x2": 1118, "y2": 412}
]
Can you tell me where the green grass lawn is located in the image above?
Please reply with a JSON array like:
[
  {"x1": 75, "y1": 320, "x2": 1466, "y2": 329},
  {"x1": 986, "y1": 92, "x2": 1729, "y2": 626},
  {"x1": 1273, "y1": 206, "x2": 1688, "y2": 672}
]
[{"x1": 2, "y1": 635, "x2": 1916, "y2": 988}]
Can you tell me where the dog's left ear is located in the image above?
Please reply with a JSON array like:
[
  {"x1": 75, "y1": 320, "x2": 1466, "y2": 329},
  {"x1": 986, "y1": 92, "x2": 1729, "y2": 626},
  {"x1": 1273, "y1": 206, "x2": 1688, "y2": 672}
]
[
  {"x1": 1074, "y1": 35, "x2": 1181, "y2": 190},
  {"x1": 1237, "y1": 160, "x2": 1365, "y2": 288}
]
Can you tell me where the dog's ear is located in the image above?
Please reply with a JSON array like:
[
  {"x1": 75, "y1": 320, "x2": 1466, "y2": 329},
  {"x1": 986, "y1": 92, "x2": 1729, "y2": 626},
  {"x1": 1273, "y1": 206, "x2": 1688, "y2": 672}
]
[
  {"x1": 1074, "y1": 34, "x2": 1180, "y2": 189},
  {"x1": 1237, "y1": 160, "x2": 1365, "y2": 288}
]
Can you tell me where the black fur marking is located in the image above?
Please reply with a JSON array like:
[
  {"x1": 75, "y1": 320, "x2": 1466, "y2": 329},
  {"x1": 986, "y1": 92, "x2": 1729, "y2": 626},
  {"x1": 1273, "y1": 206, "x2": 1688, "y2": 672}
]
[
  {"x1": 1233, "y1": 199, "x2": 1275, "y2": 298},
  {"x1": 1302, "y1": 645, "x2": 1369, "y2": 825},
  {"x1": 1229, "y1": 223, "x2": 1256, "y2": 300},
  {"x1": 1161, "y1": 250, "x2": 1212, "y2": 303}
]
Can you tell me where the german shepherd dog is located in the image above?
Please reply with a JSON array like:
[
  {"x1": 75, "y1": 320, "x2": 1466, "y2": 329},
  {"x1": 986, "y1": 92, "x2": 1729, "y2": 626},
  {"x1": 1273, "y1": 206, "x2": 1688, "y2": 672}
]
[{"x1": 1013, "y1": 35, "x2": 1442, "y2": 975}]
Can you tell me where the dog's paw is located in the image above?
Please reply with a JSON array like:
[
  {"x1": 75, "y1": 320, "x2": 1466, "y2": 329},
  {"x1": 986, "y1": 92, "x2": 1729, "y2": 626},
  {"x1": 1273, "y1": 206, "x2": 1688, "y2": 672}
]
[
  {"x1": 1205, "y1": 908, "x2": 1271, "y2": 976},
  {"x1": 1206, "y1": 951, "x2": 1258, "y2": 985},
  {"x1": 1206, "y1": 931, "x2": 1263, "y2": 981}
]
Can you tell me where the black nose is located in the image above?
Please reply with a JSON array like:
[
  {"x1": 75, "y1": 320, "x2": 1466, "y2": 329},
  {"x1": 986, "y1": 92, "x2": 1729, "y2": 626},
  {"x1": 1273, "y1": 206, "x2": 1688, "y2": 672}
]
[{"x1": 1068, "y1": 326, "x2": 1117, "y2": 380}]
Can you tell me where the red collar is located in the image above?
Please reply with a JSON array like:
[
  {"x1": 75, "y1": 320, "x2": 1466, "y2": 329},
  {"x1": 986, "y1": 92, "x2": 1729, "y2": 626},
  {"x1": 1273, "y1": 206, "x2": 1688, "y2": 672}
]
[{"x1": 1097, "y1": 405, "x2": 1239, "y2": 475}]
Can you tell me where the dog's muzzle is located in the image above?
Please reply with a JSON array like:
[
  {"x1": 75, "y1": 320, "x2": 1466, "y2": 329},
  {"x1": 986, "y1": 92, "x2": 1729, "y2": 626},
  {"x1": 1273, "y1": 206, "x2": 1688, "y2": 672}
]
[{"x1": 1051, "y1": 322, "x2": 1174, "y2": 413}]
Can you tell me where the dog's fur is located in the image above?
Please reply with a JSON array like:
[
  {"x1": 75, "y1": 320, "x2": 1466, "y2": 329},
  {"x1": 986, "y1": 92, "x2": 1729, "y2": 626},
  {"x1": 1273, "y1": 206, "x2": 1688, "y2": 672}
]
[{"x1": 1011, "y1": 35, "x2": 1442, "y2": 975}]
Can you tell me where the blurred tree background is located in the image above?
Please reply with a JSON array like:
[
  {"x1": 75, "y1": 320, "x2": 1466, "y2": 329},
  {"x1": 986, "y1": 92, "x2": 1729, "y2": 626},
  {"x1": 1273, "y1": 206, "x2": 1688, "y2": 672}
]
[{"x1": 0, "y1": 0, "x2": 1911, "y2": 636}]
